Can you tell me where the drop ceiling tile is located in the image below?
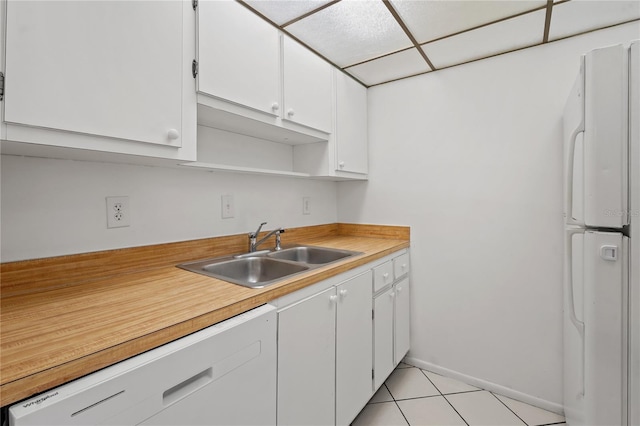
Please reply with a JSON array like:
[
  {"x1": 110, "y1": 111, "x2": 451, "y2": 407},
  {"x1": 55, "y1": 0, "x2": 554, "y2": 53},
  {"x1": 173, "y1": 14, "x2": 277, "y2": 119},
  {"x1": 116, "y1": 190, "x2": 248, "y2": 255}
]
[
  {"x1": 243, "y1": 0, "x2": 334, "y2": 26},
  {"x1": 345, "y1": 48, "x2": 430, "y2": 86},
  {"x1": 548, "y1": 0, "x2": 640, "y2": 41},
  {"x1": 286, "y1": 0, "x2": 413, "y2": 67},
  {"x1": 423, "y1": 9, "x2": 546, "y2": 69},
  {"x1": 391, "y1": 0, "x2": 547, "y2": 44}
]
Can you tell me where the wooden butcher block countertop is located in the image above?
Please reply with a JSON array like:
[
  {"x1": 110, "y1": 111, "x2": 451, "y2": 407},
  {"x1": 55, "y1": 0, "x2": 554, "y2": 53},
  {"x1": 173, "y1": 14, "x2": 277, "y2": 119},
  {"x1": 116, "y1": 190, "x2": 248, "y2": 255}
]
[{"x1": 0, "y1": 223, "x2": 409, "y2": 407}]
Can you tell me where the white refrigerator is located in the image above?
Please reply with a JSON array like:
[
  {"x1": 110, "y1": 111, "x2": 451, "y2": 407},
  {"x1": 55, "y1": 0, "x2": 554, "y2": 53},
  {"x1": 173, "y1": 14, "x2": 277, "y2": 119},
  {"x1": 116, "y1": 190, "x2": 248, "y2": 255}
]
[{"x1": 563, "y1": 41, "x2": 639, "y2": 426}]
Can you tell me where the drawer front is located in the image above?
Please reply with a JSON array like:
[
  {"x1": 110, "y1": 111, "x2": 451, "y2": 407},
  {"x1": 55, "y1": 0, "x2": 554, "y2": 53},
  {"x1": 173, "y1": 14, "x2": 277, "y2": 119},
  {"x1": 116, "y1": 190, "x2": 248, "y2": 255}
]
[
  {"x1": 393, "y1": 253, "x2": 410, "y2": 280},
  {"x1": 373, "y1": 261, "x2": 394, "y2": 293}
]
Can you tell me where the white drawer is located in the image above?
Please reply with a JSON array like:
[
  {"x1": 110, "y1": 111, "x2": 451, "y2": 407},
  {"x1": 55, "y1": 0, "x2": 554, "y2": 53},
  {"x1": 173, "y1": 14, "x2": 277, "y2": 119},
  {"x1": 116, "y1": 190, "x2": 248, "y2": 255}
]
[
  {"x1": 393, "y1": 253, "x2": 410, "y2": 279},
  {"x1": 373, "y1": 261, "x2": 394, "y2": 293}
]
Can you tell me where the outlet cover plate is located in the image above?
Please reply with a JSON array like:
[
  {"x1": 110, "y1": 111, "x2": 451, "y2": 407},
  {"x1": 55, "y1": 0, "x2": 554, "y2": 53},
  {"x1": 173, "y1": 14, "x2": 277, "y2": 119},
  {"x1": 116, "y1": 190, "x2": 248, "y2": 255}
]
[{"x1": 106, "y1": 196, "x2": 130, "y2": 228}]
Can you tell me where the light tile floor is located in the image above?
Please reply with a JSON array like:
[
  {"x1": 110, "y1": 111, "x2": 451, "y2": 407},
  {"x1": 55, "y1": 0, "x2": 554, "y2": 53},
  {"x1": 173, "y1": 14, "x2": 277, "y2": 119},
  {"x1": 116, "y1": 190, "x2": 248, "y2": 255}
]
[{"x1": 352, "y1": 362, "x2": 566, "y2": 426}]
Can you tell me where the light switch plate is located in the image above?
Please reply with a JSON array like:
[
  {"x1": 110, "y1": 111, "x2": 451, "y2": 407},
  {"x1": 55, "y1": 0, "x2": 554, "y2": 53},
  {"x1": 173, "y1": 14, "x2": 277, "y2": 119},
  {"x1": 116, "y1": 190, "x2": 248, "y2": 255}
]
[
  {"x1": 222, "y1": 194, "x2": 235, "y2": 219},
  {"x1": 303, "y1": 196, "x2": 311, "y2": 215}
]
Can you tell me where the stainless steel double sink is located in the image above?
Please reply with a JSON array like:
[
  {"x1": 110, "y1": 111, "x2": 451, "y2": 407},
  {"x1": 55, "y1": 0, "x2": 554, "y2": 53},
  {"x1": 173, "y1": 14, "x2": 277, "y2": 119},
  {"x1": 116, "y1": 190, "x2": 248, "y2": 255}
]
[{"x1": 178, "y1": 245, "x2": 362, "y2": 288}]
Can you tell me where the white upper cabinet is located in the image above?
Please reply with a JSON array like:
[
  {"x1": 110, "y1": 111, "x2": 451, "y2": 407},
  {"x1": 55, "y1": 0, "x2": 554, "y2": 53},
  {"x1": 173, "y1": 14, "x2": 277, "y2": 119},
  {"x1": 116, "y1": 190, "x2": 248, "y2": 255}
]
[
  {"x1": 3, "y1": 1, "x2": 186, "y2": 151},
  {"x1": 335, "y1": 71, "x2": 368, "y2": 175},
  {"x1": 196, "y1": 1, "x2": 280, "y2": 117},
  {"x1": 283, "y1": 36, "x2": 333, "y2": 134}
]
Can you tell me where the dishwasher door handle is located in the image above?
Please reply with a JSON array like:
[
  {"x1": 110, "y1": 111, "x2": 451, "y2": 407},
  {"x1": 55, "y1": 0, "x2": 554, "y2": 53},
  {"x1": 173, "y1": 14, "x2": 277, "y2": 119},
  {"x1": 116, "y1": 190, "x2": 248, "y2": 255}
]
[{"x1": 163, "y1": 367, "x2": 213, "y2": 406}]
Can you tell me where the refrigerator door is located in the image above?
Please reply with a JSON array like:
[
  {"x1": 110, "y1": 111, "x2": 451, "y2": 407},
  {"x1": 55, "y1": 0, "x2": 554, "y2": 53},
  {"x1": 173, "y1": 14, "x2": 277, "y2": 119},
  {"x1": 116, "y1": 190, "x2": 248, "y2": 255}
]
[
  {"x1": 565, "y1": 230, "x2": 628, "y2": 426},
  {"x1": 563, "y1": 58, "x2": 585, "y2": 226},
  {"x1": 564, "y1": 228, "x2": 586, "y2": 425},
  {"x1": 564, "y1": 44, "x2": 629, "y2": 228},
  {"x1": 628, "y1": 40, "x2": 639, "y2": 426}
]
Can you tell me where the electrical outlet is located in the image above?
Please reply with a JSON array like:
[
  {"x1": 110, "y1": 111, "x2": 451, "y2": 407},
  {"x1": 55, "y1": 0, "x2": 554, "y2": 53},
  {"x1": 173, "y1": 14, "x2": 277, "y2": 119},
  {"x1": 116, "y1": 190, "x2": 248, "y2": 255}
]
[
  {"x1": 303, "y1": 196, "x2": 311, "y2": 215},
  {"x1": 221, "y1": 194, "x2": 235, "y2": 219},
  {"x1": 106, "y1": 196, "x2": 130, "y2": 228}
]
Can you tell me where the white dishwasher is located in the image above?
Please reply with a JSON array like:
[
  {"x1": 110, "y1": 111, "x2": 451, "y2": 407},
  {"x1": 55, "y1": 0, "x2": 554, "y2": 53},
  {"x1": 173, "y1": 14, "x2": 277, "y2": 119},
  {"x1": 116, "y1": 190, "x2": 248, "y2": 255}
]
[{"x1": 8, "y1": 304, "x2": 277, "y2": 426}]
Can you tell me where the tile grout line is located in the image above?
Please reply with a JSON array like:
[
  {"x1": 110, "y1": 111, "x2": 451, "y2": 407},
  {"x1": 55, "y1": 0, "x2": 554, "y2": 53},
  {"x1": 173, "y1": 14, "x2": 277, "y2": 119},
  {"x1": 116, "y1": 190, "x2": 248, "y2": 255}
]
[
  {"x1": 419, "y1": 368, "x2": 470, "y2": 426},
  {"x1": 387, "y1": 381, "x2": 411, "y2": 426},
  {"x1": 490, "y1": 392, "x2": 529, "y2": 426}
]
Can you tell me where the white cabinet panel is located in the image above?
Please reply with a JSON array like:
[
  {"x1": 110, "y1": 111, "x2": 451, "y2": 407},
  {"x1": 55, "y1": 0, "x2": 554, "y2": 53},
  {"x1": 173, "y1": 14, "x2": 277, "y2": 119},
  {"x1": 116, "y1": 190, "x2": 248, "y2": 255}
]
[
  {"x1": 336, "y1": 272, "x2": 373, "y2": 426},
  {"x1": 277, "y1": 287, "x2": 336, "y2": 426},
  {"x1": 283, "y1": 37, "x2": 332, "y2": 133},
  {"x1": 373, "y1": 261, "x2": 394, "y2": 293},
  {"x1": 393, "y1": 253, "x2": 410, "y2": 280},
  {"x1": 4, "y1": 1, "x2": 183, "y2": 147},
  {"x1": 335, "y1": 72, "x2": 368, "y2": 174},
  {"x1": 374, "y1": 286, "x2": 395, "y2": 390},
  {"x1": 373, "y1": 250, "x2": 411, "y2": 390},
  {"x1": 394, "y1": 278, "x2": 411, "y2": 364},
  {"x1": 197, "y1": 1, "x2": 280, "y2": 117}
]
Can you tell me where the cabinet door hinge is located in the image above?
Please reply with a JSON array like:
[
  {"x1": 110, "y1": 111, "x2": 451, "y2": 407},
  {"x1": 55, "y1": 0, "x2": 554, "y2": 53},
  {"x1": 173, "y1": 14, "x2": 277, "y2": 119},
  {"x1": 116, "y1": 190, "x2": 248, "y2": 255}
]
[
  {"x1": 0, "y1": 72, "x2": 4, "y2": 101},
  {"x1": 192, "y1": 0, "x2": 198, "y2": 11},
  {"x1": 192, "y1": 60, "x2": 198, "y2": 78},
  {"x1": 372, "y1": 309, "x2": 374, "y2": 320},
  {"x1": 372, "y1": 369, "x2": 375, "y2": 380}
]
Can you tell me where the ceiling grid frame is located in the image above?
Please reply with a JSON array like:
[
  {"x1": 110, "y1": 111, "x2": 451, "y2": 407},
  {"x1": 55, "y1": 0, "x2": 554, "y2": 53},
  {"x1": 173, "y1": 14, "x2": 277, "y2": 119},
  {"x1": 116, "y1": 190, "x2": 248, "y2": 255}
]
[{"x1": 236, "y1": 0, "x2": 640, "y2": 87}]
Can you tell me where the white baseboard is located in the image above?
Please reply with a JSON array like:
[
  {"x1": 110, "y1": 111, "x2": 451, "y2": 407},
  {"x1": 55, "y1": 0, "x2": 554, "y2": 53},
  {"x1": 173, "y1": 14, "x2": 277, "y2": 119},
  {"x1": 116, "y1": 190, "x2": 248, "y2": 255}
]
[{"x1": 403, "y1": 356, "x2": 565, "y2": 416}]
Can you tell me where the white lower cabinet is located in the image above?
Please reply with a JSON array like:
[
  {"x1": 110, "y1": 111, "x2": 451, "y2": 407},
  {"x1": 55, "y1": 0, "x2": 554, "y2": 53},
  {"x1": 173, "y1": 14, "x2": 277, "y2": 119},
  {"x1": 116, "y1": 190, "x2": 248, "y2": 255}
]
[
  {"x1": 276, "y1": 250, "x2": 409, "y2": 425},
  {"x1": 373, "y1": 252, "x2": 411, "y2": 391},
  {"x1": 374, "y1": 286, "x2": 395, "y2": 390},
  {"x1": 394, "y1": 278, "x2": 411, "y2": 364},
  {"x1": 277, "y1": 287, "x2": 336, "y2": 426},
  {"x1": 336, "y1": 273, "x2": 374, "y2": 426},
  {"x1": 277, "y1": 271, "x2": 373, "y2": 426}
]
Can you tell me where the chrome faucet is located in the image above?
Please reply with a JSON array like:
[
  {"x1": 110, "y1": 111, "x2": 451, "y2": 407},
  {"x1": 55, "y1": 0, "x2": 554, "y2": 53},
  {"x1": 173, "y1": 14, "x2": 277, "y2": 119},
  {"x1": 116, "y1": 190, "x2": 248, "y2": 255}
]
[{"x1": 249, "y1": 222, "x2": 285, "y2": 252}]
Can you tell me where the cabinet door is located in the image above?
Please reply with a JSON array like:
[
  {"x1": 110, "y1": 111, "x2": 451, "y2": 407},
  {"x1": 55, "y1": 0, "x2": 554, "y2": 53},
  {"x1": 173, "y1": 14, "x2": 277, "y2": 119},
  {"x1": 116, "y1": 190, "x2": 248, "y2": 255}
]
[
  {"x1": 283, "y1": 37, "x2": 332, "y2": 133},
  {"x1": 278, "y1": 287, "x2": 336, "y2": 426},
  {"x1": 335, "y1": 72, "x2": 368, "y2": 174},
  {"x1": 336, "y1": 271, "x2": 373, "y2": 426},
  {"x1": 374, "y1": 287, "x2": 395, "y2": 390},
  {"x1": 197, "y1": 1, "x2": 280, "y2": 116},
  {"x1": 4, "y1": 1, "x2": 183, "y2": 147},
  {"x1": 394, "y1": 278, "x2": 411, "y2": 364}
]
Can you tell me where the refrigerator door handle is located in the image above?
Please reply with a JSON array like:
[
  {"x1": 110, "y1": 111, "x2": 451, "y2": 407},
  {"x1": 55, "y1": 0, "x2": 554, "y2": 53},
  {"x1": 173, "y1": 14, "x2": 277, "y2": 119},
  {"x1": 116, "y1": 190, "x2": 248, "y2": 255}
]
[
  {"x1": 565, "y1": 127, "x2": 586, "y2": 227},
  {"x1": 566, "y1": 228, "x2": 585, "y2": 335},
  {"x1": 566, "y1": 228, "x2": 585, "y2": 396}
]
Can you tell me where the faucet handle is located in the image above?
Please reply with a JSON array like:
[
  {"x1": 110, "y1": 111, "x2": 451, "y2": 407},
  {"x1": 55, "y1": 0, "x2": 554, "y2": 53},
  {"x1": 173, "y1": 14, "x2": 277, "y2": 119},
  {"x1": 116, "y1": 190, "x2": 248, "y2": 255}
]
[{"x1": 250, "y1": 221, "x2": 267, "y2": 237}]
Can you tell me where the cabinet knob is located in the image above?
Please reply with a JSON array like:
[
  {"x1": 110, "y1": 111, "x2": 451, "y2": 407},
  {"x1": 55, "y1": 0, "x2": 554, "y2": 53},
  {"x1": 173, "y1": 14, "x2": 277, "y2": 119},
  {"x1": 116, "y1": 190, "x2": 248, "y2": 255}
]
[
  {"x1": 339, "y1": 161, "x2": 345, "y2": 169},
  {"x1": 397, "y1": 286, "x2": 402, "y2": 293},
  {"x1": 287, "y1": 109, "x2": 295, "y2": 117},
  {"x1": 402, "y1": 263, "x2": 407, "y2": 269},
  {"x1": 383, "y1": 273, "x2": 389, "y2": 280},
  {"x1": 389, "y1": 292, "x2": 395, "y2": 298},
  {"x1": 271, "y1": 102, "x2": 280, "y2": 112},
  {"x1": 339, "y1": 289, "x2": 348, "y2": 298},
  {"x1": 329, "y1": 295, "x2": 338, "y2": 303},
  {"x1": 167, "y1": 129, "x2": 180, "y2": 140}
]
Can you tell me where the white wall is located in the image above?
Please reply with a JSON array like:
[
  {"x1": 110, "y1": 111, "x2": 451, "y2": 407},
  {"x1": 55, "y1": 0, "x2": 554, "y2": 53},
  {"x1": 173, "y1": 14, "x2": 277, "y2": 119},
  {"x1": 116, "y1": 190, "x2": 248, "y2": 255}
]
[
  {"x1": 338, "y1": 22, "x2": 640, "y2": 409},
  {"x1": 0, "y1": 155, "x2": 337, "y2": 261}
]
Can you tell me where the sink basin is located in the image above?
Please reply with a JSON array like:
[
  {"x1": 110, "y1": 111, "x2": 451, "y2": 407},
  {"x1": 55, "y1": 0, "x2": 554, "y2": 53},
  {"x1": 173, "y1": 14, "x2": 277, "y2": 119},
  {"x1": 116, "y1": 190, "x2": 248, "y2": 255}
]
[
  {"x1": 268, "y1": 246, "x2": 359, "y2": 264},
  {"x1": 178, "y1": 245, "x2": 362, "y2": 288},
  {"x1": 179, "y1": 257, "x2": 309, "y2": 288}
]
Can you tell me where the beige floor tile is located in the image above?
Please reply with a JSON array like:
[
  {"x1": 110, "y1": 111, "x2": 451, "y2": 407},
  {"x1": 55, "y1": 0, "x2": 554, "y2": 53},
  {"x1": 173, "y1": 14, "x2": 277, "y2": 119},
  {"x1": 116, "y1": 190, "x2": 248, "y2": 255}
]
[
  {"x1": 494, "y1": 394, "x2": 566, "y2": 426},
  {"x1": 397, "y1": 361, "x2": 413, "y2": 369},
  {"x1": 423, "y1": 370, "x2": 480, "y2": 395},
  {"x1": 385, "y1": 367, "x2": 440, "y2": 400},
  {"x1": 446, "y1": 391, "x2": 526, "y2": 425},
  {"x1": 351, "y1": 401, "x2": 408, "y2": 426},
  {"x1": 397, "y1": 396, "x2": 467, "y2": 426},
  {"x1": 370, "y1": 385, "x2": 394, "y2": 403}
]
